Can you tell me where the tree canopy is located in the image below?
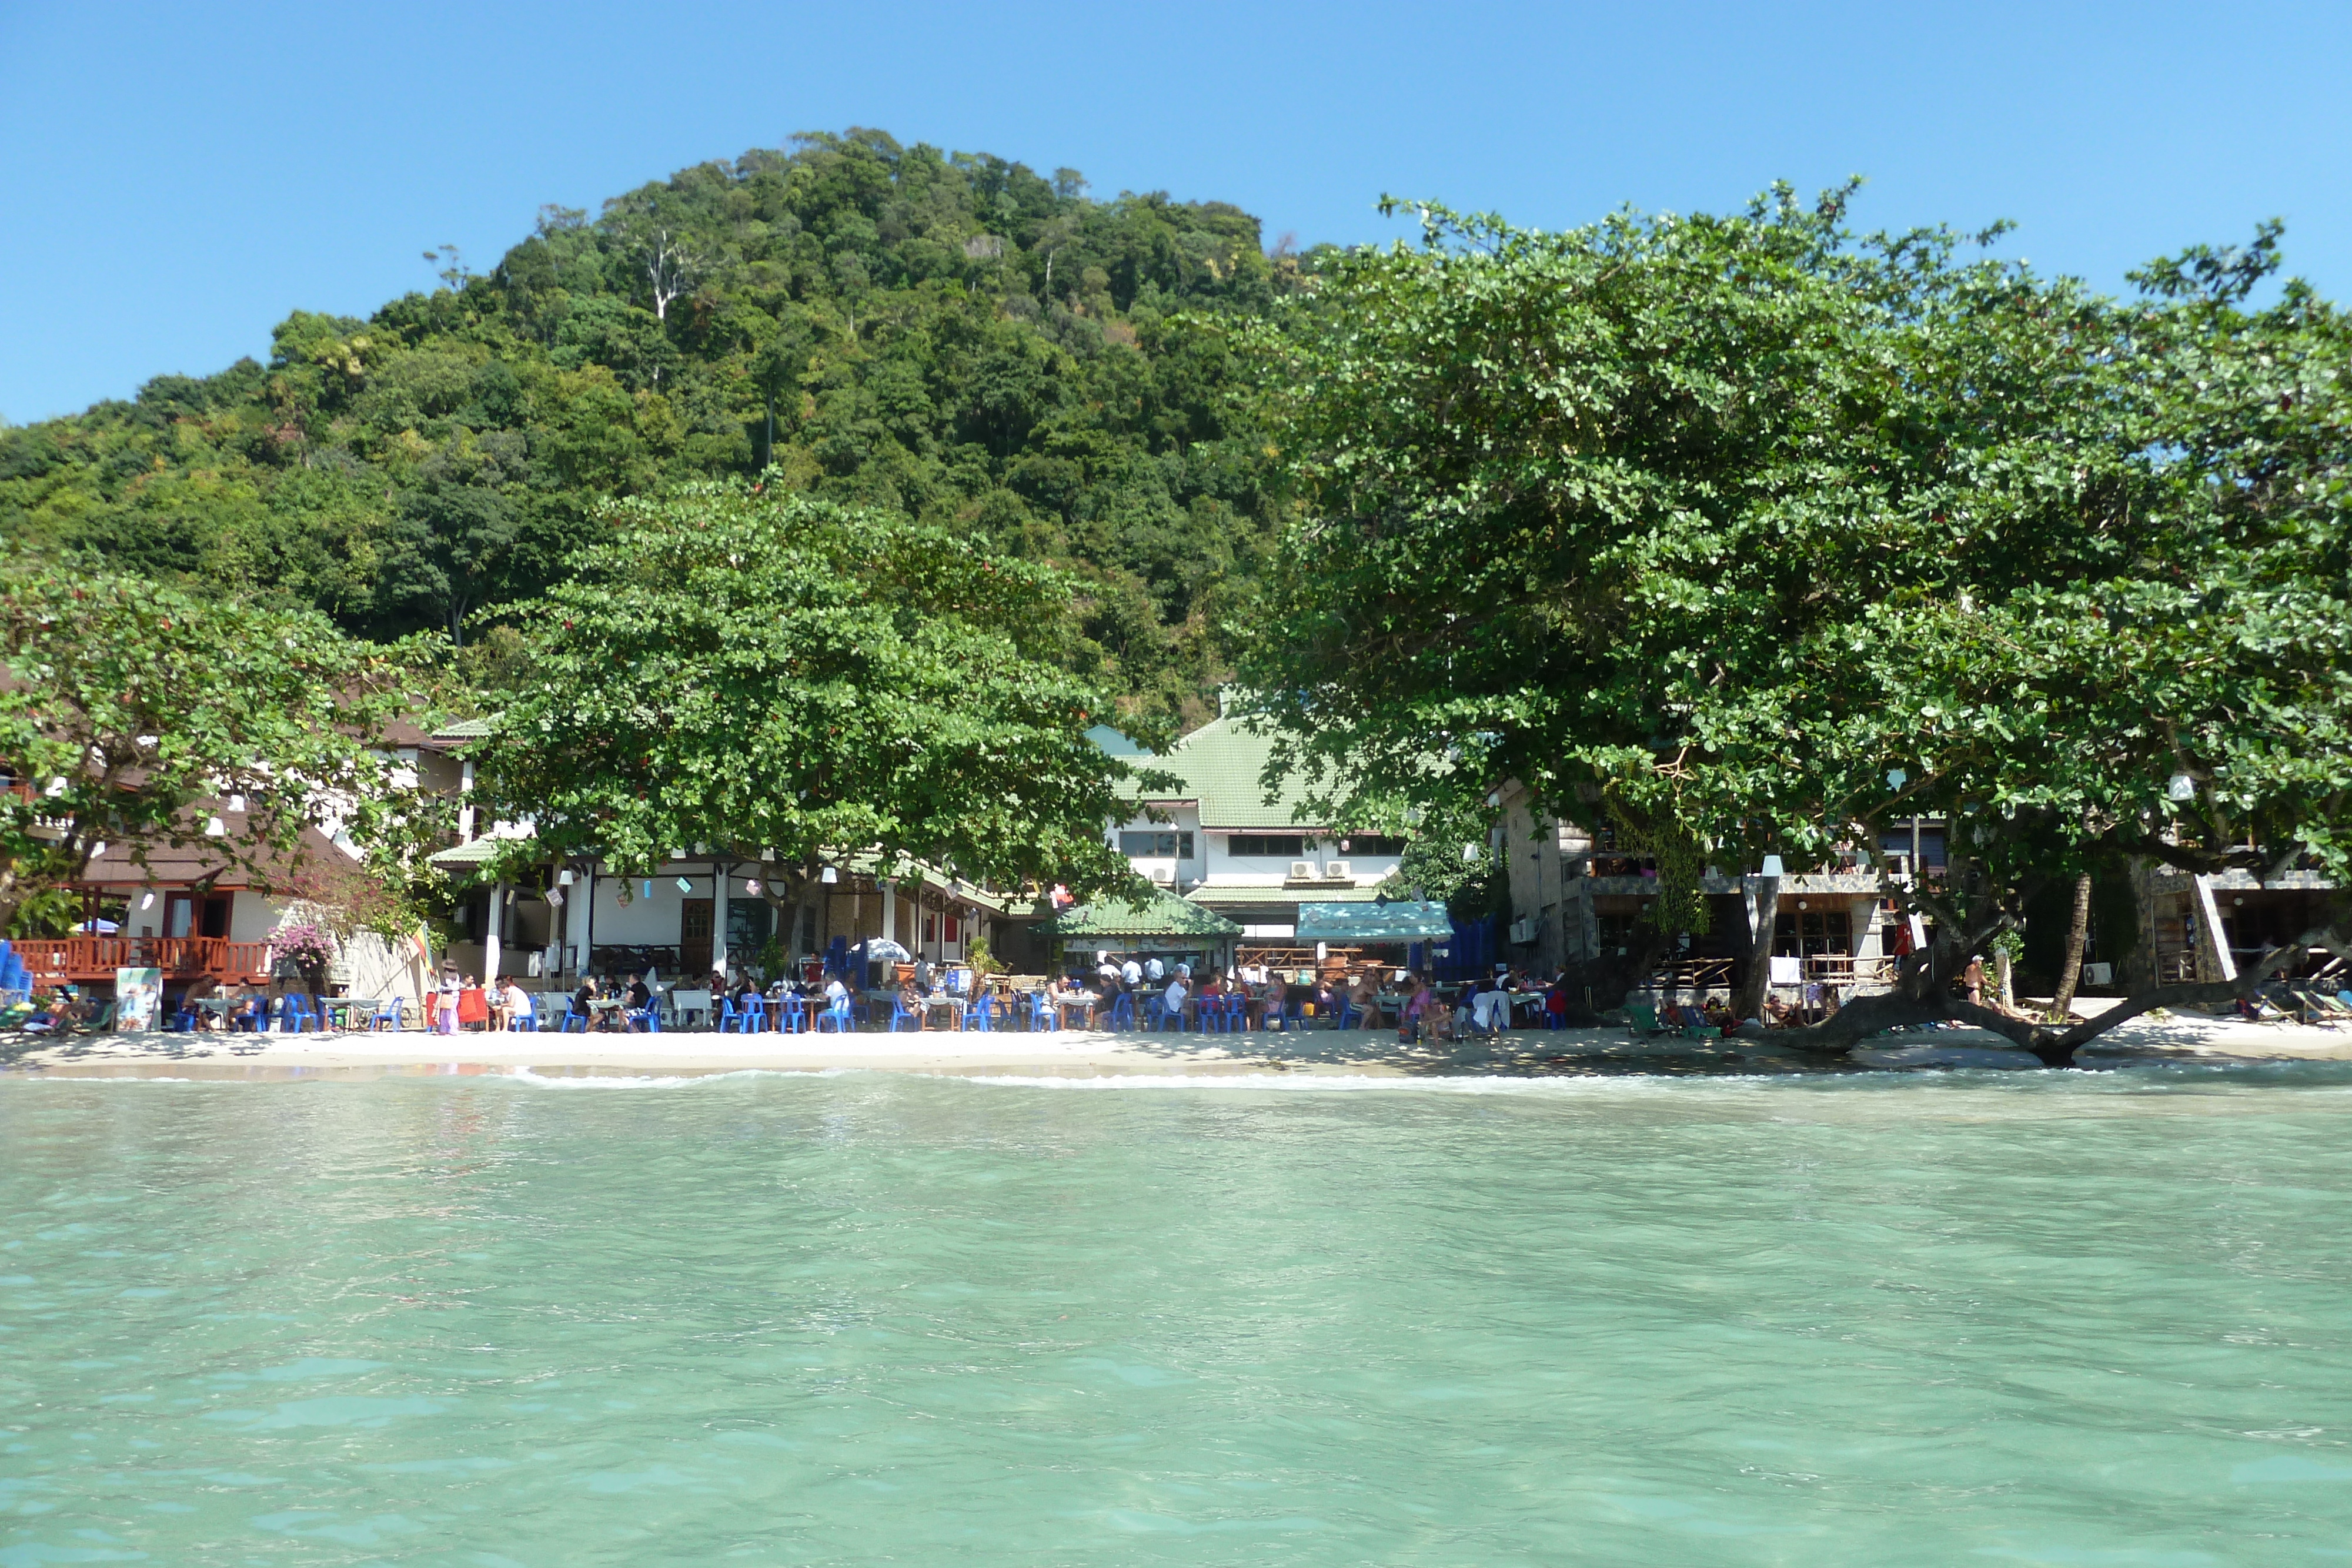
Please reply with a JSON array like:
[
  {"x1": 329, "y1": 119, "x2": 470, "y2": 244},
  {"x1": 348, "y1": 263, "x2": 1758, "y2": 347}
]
[
  {"x1": 0, "y1": 550, "x2": 421, "y2": 932},
  {"x1": 1238, "y1": 191, "x2": 2352, "y2": 1058},
  {"x1": 470, "y1": 482, "x2": 1152, "y2": 900},
  {"x1": 1, "y1": 130, "x2": 1304, "y2": 727}
]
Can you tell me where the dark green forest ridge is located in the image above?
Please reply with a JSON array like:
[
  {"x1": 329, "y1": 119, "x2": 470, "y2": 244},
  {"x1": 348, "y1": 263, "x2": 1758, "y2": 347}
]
[{"x1": 0, "y1": 129, "x2": 1309, "y2": 726}]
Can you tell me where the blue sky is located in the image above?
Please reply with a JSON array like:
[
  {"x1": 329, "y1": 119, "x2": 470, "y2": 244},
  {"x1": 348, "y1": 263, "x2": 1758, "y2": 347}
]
[{"x1": 3, "y1": 0, "x2": 2346, "y2": 422}]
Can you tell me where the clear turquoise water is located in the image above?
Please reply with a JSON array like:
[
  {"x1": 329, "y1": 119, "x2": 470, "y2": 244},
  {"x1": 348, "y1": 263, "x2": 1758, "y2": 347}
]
[{"x1": 5, "y1": 1066, "x2": 2352, "y2": 1566}]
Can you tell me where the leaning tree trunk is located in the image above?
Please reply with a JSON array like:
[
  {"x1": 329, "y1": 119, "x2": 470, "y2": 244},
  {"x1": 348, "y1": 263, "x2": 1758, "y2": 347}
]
[
  {"x1": 1733, "y1": 875, "x2": 1781, "y2": 1020},
  {"x1": 2050, "y1": 872, "x2": 2093, "y2": 1019}
]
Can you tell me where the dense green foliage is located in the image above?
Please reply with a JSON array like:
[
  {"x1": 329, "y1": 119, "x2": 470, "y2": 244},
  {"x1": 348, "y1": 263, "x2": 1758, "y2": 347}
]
[
  {"x1": 0, "y1": 550, "x2": 422, "y2": 930},
  {"x1": 473, "y1": 483, "x2": 1151, "y2": 901},
  {"x1": 1240, "y1": 192, "x2": 2352, "y2": 1056},
  {"x1": 1, "y1": 131, "x2": 1299, "y2": 726}
]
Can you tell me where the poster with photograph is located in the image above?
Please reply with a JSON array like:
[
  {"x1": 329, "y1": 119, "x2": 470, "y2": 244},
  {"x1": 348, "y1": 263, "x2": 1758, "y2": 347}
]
[{"x1": 114, "y1": 967, "x2": 162, "y2": 1032}]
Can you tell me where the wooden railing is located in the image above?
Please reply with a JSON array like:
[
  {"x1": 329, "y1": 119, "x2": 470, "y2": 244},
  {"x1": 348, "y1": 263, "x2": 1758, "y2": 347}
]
[{"x1": 12, "y1": 936, "x2": 273, "y2": 983}]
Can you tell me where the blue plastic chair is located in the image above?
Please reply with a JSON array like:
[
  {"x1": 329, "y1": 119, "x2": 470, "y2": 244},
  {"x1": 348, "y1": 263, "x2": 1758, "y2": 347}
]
[
  {"x1": 285, "y1": 995, "x2": 320, "y2": 1034},
  {"x1": 1221, "y1": 993, "x2": 1247, "y2": 1032},
  {"x1": 734, "y1": 996, "x2": 768, "y2": 1034},
  {"x1": 714, "y1": 997, "x2": 739, "y2": 1033},
  {"x1": 506, "y1": 998, "x2": 536, "y2": 1032},
  {"x1": 1108, "y1": 991, "x2": 1135, "y2": 1031},
  {"x1": 888, "y1": 995, "x2": 921, "y2": 1032},
  {"x1": 776, "y1": 995, "x2": 807, "y2": 1035},
  {"x1": 1330, "y1": 996, "x2": 1361, "y2": 1031},
  {"x1": 1028, "y1": 992, "x2": 1055, "y2": 1032},
  {"x1": 967, "y1": 994, "x2": 994, "y2": 1033},
  {"x1": 815, "y1": 997, "x2": 853, "y2": 1033},
  {"x1": 560, "y1": 999, "x2": 589, "y2": 1032}
]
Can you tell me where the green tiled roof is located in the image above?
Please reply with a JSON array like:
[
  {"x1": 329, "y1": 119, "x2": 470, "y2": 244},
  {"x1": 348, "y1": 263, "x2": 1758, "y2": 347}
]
[
  {"x1": 1047, "y1": 890, "x2": 1242, "y2": 939},
  {"x1": 1123, "y1": 716, "x2": 1325, "y2": 830},
  {"x1": 1185, "y1": 882, "x2": 1388, "y2": 905},
  {"x1": 431, "y1": 717, "x2": 496, "y2": 741}
]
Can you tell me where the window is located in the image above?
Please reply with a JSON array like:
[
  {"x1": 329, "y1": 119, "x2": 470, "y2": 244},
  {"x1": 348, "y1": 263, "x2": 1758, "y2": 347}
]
[
  {"x1": 1228, "y1": 835, "x2": 1307, "y2": 858},
  {"x1": 1119, "y1": 831, "x2": 1195, "y2": 858},
  {"x1": 1877, "y1": 823, "x2": 1947, "y2": 868},
  {"x1": 1773, "y1": 909, "x2": 1852, "y2": 957},
  {"x1": 1339, "y1": 834, "x2": 1409, "y2": 856}
]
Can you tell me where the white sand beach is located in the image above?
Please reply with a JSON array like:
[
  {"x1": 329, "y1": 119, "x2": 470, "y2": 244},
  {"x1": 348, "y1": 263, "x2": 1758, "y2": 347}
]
[{"x1": 14, "y1": 1005, "x2": 2352, "y2": 1079}]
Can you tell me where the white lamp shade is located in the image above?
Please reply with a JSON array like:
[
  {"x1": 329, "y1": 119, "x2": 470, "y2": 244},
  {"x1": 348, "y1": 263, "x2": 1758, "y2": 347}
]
[
  {"x1": 1760, "y1": 854, "x2": 1785, "y2": 878},
  {"x1": 557, "y1": 868, "x2": 574, "y2": 886},
  {"x1": 820, "y1": 867, "x2": 838, "y2": 884}
]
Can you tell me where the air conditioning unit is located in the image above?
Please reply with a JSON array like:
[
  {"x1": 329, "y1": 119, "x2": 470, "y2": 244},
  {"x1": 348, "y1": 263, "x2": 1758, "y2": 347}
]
[
  {"x1": 1509, "y1": 916, "x2": 1537, "y2": 944},
  {"x1": 1289, "y1": 860, "x2": 1317, "y2": 880},
  {"x1": 1324, "y1": 860, "x2": 1351, "y2": 881},
  {"x1": 2083, "y1": 962, "x2": 2113, "y2": 986}
]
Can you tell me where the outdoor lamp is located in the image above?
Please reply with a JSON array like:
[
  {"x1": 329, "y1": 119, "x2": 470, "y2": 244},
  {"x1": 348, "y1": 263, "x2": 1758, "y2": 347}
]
[
  {"x1": 558, "y1": 869, "x2": 574, "y2": 886},
  {"x1": 760, "y1": 848, "x2": 776, "y2": 862},
  {"x1": 743, "y1": 878, "x2": 761, "y2": 896},
  {"x1": 139, "y1": 891, "x2": 155, "y2": 911},
  {"x1": 1760, "y1": 854, "x2": 1785, "y2": 878},
  {"x1": 203, "y1": 816, "x2": 226, "y2": 837},
  {"x1": 546, "y1": 889, "x2": 564, "y2": 908},
  {"x1": 820, "y1": 867, "x2": 839, "y2": 884},
  {"x1": 670, "y1": 848, "x2": 686, "y2": 860},
  {"x1": 2169, "y1": 774, "x2": 2197, "y2": 801}
]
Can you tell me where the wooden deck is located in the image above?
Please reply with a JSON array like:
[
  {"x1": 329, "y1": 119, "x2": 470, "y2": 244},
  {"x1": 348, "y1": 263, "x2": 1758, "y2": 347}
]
[{"x1": 12, "y1": 935, "x2": 273, "y2": 986}]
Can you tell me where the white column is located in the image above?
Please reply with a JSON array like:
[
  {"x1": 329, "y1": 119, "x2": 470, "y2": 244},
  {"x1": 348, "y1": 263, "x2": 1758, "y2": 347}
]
[
  {"x1": 713, "y1": 863, "x2": 730, "y2": 981},
  {"x1": 458, "y1": 759, "x2": 476, "y2": 842},
  {"x1": 483, "y1": 881, "x2": 505, "y2": 980},
  {"x1": 579, "y1": 867, "x2": 596, "y2": 976},
  {"x1": 880, "y1": 881, "x2": 897, "y2": 955}
]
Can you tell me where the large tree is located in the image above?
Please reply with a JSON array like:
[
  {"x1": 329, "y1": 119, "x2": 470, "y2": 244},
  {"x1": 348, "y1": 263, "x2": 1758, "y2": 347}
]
[
  {"x1": 469, "y1": 482, "x2": 1155, "y2": 909},
  {"x1": 1237, "y1": 193, "x2": 2352, "y2": 1062},
  {"x1": 0, "y1": 551, "x2": 420, "y2": 931}
]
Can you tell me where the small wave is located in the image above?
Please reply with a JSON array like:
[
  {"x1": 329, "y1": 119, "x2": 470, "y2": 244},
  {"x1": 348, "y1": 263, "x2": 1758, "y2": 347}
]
[
  {"x1": 958, "y1": 1071, "x2": 1702, "y2": 1094},
  {"x1": 502, "y1": 1066, "x2": 848, "y2": 1089}
]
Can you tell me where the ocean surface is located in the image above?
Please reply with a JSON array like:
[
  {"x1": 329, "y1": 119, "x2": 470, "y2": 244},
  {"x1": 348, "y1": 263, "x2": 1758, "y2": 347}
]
[{"x1": 5, "y1": 1065, "x2": 2352, "y2": 1566}]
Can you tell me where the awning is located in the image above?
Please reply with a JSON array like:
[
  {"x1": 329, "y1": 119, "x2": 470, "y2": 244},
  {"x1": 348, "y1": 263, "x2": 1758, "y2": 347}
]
[{"x1": 1294, "y1": 900, "x2": 1455, "y2": 943}]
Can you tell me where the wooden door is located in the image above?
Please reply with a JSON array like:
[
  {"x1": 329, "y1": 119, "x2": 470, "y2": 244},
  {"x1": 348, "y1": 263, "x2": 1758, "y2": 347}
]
[{"x1": 680, "y1": 899, "x2": 713, "y2": 978}]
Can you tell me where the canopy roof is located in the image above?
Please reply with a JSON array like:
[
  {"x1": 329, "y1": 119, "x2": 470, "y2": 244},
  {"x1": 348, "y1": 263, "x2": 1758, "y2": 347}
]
[
  {"x1": 1294, "y1": 900, "x2": 1455, "y2": 942},
  {"x1": 1047, "y1": 889, "x2": 1242, "y2": 939}
]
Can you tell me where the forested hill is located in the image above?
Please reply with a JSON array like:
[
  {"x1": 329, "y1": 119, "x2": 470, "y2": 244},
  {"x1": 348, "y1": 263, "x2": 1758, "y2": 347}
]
[{"x1": 0, "y1": 129, "x2": 1305, "y2": 725}]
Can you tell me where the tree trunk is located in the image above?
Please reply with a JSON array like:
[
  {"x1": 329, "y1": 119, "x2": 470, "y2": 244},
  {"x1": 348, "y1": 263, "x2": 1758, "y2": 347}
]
[
  {"x1": 2050, "y1": 872, "x2": 2093, "y2": 1019},
  {"x1": 1733, "y1": 875, "x2": 1780, "y2": 1019}
]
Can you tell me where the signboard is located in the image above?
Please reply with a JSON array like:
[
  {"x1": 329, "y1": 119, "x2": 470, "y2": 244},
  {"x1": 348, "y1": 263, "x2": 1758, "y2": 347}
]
[{"x1": 114, "y1": 967, "x2": 162, "y2": 1033}]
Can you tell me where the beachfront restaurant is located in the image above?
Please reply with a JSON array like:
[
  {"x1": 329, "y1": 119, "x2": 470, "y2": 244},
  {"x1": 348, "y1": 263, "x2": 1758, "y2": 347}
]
[
  {"x1": 427, "y1": 838, "x2": 1044, "y2": 988},
  {"x1": 1044, "y1": 889, "x2": 1242, "y2": 977},
  {"x1": 1287, "y1": 898, "x2": 1458, "y2": 982}
]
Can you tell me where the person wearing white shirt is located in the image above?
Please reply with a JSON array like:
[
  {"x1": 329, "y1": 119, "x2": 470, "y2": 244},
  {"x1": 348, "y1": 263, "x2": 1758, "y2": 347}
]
[
  {"x1": 1121, "y1": 958, "x2": 1142, "y2": 987},
  {"x1": 500, "y1": 979, "x2": 532, "y2": 1031},
  {"x1": 1162, "y1": 975, "x2": 1188, "y2": 1022},
  {"x1": 1145, "y1": 956, "x2": 1164, "y2": 983}
]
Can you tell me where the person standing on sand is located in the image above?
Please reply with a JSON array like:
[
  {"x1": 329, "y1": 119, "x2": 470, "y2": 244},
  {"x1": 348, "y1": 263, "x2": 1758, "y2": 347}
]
[{"x1": 1963, "y1": 955, "x2": 1987, "y2": 1008}]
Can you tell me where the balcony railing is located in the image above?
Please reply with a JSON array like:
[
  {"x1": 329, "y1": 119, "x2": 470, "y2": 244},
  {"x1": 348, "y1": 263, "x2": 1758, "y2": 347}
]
[{"x1": 12, "y1": 936, "x2": 273, "y2": 984}]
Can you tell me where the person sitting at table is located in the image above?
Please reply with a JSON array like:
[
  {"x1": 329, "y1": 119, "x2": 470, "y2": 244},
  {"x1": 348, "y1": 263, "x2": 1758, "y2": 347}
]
[
  {"x1": 1349, "y1": 969, "x2": 1384, "y2": 1028},
  {"x1": 572, "y1": 975, "x2": 604, "y2": 1031},
  {"x1": 1051, "y1": 974, "x2": 1094, "y2": 1027},
  {"x1": 894, "y1": 972, "x2": 927, "y2": 1030},
  {"x1": 227, "y1": 988, "x2": 262, "y2": 1032},
  {"x1": 1182, "y1": 972, "x2": 1222, "y2": 1027},
  {"x1": 1161, "y1": 971, "x2": 1188, "y2": 1027},
  {"x1": 500, "y1": 977, "x2": 533, "y2": 1031},
  {"x1": 622, "y1": 972, "x2": 653, "y2": 1031},
  {"x1": 1396, "y1": 974, "x2": 1432, "y2": 1044}
]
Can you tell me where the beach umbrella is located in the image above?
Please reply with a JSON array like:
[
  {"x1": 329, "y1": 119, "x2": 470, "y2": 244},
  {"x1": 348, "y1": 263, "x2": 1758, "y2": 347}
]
[{"x1": 866, "y1": 939, "x2": 913, "y2": 962}]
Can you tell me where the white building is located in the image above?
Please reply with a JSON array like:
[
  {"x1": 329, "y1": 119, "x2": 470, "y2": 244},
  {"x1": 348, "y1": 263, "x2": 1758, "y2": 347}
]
[{"x1": 1101, "y1": 717, "x2": 1409, "y2": 940}]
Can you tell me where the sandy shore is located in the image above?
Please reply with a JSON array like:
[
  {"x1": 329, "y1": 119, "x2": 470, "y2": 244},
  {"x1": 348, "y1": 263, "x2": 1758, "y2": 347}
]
[{"x1": 11, "y1": 1006, "x2": 2352, "y2": 1079}]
